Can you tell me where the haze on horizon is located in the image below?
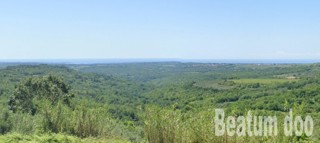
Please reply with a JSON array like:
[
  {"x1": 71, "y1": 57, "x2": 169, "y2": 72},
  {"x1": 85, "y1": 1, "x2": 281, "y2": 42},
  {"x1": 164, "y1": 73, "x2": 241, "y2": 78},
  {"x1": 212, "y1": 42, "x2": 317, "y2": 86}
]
[{"x1": 0, "y1": 0, "x2": 319, "y2": 60}]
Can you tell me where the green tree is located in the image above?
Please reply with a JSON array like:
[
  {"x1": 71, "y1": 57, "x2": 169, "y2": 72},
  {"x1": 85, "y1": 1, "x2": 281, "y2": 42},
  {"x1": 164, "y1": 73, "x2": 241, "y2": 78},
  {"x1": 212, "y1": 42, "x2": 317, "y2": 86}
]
[{"x1": 8, "y1": 75, "x2": 74, "y2": 115}]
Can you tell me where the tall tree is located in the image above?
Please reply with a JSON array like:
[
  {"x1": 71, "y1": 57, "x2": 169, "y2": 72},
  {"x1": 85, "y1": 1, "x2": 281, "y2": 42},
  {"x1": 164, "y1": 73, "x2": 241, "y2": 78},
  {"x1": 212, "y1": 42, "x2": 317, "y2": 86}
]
[{"x1": 8, "y1": 75, "x2": 74, "y2": 115}]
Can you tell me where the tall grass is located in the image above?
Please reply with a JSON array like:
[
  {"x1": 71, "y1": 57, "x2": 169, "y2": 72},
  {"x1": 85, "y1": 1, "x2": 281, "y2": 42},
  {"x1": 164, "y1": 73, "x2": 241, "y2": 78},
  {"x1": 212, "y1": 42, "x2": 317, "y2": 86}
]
[
  {"x1": 0, "y1": 98, "x2": 137, "y2": 142},
  {"x1": 144, "y1": 106, "x2": 315, "y2": 143}
]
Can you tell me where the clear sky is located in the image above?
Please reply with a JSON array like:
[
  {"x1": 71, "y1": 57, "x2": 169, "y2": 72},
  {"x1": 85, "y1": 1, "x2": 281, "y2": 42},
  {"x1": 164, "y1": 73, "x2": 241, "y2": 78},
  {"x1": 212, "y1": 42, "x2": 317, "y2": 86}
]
[{"x1": 0, "y1": 0, "x2": 319, "y2": 60}]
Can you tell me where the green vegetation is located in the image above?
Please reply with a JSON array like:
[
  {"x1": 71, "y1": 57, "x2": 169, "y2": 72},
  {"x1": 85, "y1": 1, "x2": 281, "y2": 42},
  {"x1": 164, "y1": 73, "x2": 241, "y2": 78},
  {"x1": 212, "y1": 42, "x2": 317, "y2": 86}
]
[
  {"x1": 0, "y1": 133, "x2": 129, "y2": 143},
  {"x1": 8, "y1": 75, "x2": 73, "y2": 115},
  {"x1": 230, "y1": 78, "x2": 299, "y2": 84},
  {"x1": 0, "y1": 63, "x2": 319, "y2": 142}
]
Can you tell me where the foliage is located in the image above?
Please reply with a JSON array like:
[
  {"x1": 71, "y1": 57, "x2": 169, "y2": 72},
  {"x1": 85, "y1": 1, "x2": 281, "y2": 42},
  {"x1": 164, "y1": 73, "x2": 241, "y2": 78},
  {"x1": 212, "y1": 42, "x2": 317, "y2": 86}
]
[
  {"x1": 0, "y1": 63, "x2": 319, "y2": 142},
  {"x1": 8, "y1": 75, "x2": 74, "y2": 115}
]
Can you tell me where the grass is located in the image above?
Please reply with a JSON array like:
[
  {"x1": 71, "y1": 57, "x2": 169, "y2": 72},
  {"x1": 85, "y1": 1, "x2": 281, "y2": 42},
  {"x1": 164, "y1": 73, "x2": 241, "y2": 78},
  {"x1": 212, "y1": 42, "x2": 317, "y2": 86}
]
[
  {"x1": 194, "y1": 81, "x2": 235, "y2": 89},
  {"x1": 230, "y1": 78, "x2": 298, "y2": 84},
  {"x1": 194, "y1": 78, "x2": 299, "y2": 89},
  {"x1": 0, "y1": 133, "x2": 131, "y2": 143}
]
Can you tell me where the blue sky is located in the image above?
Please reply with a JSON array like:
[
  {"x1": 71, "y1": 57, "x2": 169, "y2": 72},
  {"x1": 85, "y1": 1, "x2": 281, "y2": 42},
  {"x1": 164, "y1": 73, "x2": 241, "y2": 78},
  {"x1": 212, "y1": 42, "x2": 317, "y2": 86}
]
[{"x1": 0, "y1": 0, "x2": 319, "y2": 59}]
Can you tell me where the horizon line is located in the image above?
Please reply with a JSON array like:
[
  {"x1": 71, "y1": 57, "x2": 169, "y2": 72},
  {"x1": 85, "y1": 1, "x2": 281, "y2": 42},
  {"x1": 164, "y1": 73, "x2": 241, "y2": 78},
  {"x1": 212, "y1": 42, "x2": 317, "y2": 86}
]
[{"x1": 0, "y1": 58, "x2": 319, "y2": 64}]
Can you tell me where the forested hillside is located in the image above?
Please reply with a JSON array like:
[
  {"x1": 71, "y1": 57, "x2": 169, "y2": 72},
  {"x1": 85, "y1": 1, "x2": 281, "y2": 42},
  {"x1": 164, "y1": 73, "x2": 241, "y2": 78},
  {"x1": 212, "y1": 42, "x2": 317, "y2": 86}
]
[{"x1": 0, "y1": 63, "x2": 319, "y2": 142}]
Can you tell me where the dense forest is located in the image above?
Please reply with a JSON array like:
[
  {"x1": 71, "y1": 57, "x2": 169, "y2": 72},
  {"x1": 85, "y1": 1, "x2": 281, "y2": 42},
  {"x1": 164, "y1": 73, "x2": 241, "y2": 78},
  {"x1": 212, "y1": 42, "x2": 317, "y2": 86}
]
[{"x1": 0, "y1": 62, "x2": 319, "y2": 142}]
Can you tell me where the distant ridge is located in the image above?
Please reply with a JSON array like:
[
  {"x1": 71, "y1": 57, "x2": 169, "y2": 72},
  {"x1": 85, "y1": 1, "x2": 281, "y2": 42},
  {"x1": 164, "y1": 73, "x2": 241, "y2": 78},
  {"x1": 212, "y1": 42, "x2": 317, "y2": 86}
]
[{"x1": 0, "y1": 59, "x2": 319, "y2": 64}]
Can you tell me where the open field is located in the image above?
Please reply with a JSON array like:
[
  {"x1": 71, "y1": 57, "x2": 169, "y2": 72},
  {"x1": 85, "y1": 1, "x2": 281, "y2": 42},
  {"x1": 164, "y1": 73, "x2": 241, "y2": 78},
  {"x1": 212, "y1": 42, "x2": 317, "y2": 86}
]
[{"x1": 230, "y1": 78, "x2": 299, "y2": 84}]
